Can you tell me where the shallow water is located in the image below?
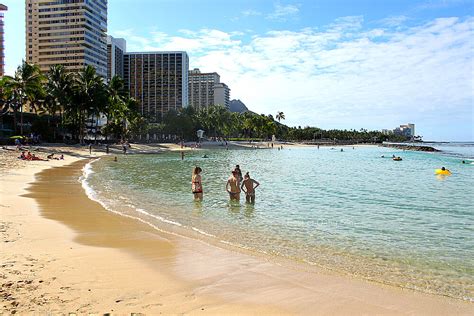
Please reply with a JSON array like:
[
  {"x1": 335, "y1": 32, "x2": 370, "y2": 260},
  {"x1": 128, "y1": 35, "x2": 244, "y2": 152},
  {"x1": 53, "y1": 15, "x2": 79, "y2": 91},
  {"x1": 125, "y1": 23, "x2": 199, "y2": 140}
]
[{"x1": 83, "y1": 144, "x2": 474, "y2": 300}]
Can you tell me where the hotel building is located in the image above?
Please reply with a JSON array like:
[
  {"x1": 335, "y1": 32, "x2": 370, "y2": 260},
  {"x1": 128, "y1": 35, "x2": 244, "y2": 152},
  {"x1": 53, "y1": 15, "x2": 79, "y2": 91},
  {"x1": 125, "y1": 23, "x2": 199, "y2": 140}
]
[
  {"x1": 0, "y1": 4, "x2": 7, "y2": 76},
  {"x1": 107, "y1": 35, "x2": 125, "y2": 80},
  {"x1": 124, "y1": 51, "x2": 189, "y2": 122},
  {"x1": 213, "y1": 82, "x2": 230, "y2": 109},
  {"x1": 188, "y1": 68, "x2": 230, "y2": 110},
  {"x1": 25, "y1": 0, "x2": 108, "y2": 77}
]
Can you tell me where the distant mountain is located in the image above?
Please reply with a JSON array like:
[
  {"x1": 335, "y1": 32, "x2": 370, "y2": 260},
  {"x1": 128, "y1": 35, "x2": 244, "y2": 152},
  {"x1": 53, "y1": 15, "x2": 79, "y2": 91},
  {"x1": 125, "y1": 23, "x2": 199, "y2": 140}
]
[{"x1": 229, "y1": 99, "x2": 249, "y2": 113}]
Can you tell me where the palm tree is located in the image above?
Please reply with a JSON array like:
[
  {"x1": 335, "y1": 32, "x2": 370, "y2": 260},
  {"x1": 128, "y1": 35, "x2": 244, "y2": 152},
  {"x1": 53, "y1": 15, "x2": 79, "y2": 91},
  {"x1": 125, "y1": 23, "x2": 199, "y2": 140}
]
[
  {"x1": 46, "y1": 65, "x2": 73, "y2": 134},
  {"x1": 69, "y1": 65, "x2": 106, "y2": 143},
  {"x1": 276, "y1": 111, "x2": 285, "y2": 122},
  {"x1": 3, "y1": 61, "x2": 44, "y2": 135},
  {"x1": 103, "y1": 75, "x2": 128, "y2": 140}
]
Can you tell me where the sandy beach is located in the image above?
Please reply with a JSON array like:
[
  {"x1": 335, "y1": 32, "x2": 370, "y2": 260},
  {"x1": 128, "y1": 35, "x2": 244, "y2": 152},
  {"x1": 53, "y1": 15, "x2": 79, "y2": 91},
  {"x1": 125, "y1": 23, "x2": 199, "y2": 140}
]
[{"x1": 1, "y1": 144, "x2": 473, "y2": 314}]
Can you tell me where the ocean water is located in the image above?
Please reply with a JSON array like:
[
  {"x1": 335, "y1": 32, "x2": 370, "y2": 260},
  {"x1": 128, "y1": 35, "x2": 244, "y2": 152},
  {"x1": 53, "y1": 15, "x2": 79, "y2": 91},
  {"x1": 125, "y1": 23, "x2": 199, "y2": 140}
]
[{"x1": 82, "y1": 144, "x2": 474, "y2": 301}]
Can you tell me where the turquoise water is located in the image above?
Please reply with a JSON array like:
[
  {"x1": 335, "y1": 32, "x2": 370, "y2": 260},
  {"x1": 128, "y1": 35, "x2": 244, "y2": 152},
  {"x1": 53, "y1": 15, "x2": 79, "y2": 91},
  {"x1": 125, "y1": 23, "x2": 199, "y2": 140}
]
[{"x1": 83, "y1": 145, "x2": 474, "y2": 300}]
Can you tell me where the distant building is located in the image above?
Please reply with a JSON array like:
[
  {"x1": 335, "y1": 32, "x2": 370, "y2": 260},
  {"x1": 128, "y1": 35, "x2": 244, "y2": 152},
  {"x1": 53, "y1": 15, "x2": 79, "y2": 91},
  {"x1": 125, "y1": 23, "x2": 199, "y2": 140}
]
[
  {"x1": 124, "y1": 51, "x2": 189, "y2": 122},
  {"x1": 188, "y1": 68, "x2": 230, "y2": 110},
  {"x1": 107, "y1": 35, "x2": 126, "y2": 80},
  {"x1": 393, "y1": 123, "x2": 415, "y2": 139},
  {"x1": 25, "y1": 0, "x2": 108, "y2": 77},
  {"x1": 213, "y1": 82, "x2": 230, "y2": 109},
  {"x1": 0, "y1": 4, "x2": 6, "y2": 76}
]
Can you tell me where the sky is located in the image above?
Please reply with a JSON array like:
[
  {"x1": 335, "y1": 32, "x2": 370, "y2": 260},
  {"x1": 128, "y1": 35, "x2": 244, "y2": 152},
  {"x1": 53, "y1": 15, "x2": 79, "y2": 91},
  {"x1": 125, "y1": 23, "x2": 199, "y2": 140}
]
[{"x1": 2, "y1": 0, "x2": 473, "y2": 141}]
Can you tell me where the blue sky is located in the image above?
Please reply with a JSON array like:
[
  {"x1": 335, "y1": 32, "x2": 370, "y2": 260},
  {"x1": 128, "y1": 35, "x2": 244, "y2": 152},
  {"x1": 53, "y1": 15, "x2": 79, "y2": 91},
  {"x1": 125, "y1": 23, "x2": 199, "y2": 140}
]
[{"x1": 2, "y1": 0, "x2": 473, "y2": 140}]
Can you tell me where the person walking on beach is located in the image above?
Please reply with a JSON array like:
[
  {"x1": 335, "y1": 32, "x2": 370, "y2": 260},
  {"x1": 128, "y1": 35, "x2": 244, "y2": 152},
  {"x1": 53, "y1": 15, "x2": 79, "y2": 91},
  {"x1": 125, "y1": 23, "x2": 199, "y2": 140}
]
[
  {"x1": 241, "y1": 172, "x2": 260, "y2": 204},
  {"x1": 89, "y1": 143, "x2": 92, "y2": 155},
  {"x1": 192, "y1": 167, "x2": 203, "y2": 201},
  {"x1": 226, "y1": 170, "x2": 241, "y2": 201}
]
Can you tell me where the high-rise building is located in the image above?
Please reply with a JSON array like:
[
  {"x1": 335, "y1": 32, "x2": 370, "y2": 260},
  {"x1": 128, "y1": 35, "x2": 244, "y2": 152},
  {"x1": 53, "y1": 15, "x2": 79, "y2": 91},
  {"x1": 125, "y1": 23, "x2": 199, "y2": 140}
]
[
  {"x1": 107, "y1": 35, "x2": 125, "y2": 80},
  {"x1": 188, "y1": 68, "x2": 220, "y2": 110},
  {"x1": 188, "y1": 68, "x2": 230, "y2": 110},
  {"x1": 124, "y1": 51, "x2": 189, "y2": 122},
  {"x1": 213, "y1": 82, "x2": 230, "y2": 109},
  {"x1": 0, "y1": 4, "x2": 7, "y2": 76},
  {"x1": 25, "y1": 0, "x2": 108, "y2": 77}
]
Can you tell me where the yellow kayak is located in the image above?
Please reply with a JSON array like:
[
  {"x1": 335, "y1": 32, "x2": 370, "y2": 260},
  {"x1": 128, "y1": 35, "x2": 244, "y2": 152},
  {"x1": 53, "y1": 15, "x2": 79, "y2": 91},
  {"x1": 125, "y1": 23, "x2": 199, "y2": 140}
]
[{"x1": 435, "y1": 169, "x2": 451, "y2": 175}]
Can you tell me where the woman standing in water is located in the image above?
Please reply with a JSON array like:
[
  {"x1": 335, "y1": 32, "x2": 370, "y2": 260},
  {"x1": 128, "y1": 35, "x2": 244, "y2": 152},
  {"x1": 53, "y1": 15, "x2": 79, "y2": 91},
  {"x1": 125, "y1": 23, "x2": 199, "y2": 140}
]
[
  {"x1": 192, "y1": 167, "x2": 203, "y2": 201},
  {"x1": 226, "y1": 170, "x2": 241, "y2": 201}
]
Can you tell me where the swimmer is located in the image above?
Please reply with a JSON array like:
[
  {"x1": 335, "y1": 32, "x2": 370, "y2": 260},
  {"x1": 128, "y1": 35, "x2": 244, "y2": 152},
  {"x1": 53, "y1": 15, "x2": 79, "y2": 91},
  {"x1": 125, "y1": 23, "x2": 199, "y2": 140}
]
[
  {"x1": 192, "y1": 166, "x2": 203, "y2": 201},
  {"x1": 241, "y1": 172, "x2": 260, "y2": 204},
  {"x1": 113, "y1": 156, "x2": 117, "y2": 162},
  {"x1": 203, "y1": 154, "x2": 209, "y2": 158},
  {"x1": 226, "y1": 170, "x2": 241, "y2": 201}
]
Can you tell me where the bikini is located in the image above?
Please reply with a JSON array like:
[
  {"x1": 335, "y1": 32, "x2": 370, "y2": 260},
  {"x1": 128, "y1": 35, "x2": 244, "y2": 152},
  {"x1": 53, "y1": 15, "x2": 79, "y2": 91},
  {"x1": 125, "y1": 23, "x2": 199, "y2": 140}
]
[{"x1": 192, "y1": 178, "x2": 202, "y2": 194}]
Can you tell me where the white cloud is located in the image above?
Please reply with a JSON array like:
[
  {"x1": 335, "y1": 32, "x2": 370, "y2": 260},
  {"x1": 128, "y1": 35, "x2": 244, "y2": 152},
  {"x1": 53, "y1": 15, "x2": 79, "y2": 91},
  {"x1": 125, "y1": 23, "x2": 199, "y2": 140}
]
[
  {"x1": 115, "y1": 16, "x2": 474, "y2": 140},
  {"x1": 266, "y1": 3, "x2": 300, "y2": 21},
  {"x1": 242, "y1": 9, "x2": 261, "y2": 17}
]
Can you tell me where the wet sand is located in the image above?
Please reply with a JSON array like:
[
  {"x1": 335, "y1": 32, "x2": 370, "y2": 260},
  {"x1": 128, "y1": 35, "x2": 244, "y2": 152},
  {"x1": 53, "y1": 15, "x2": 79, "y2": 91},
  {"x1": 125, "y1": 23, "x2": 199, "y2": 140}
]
[{"x1": 1, "y1": 153, "x2": 473, "y2": 314}]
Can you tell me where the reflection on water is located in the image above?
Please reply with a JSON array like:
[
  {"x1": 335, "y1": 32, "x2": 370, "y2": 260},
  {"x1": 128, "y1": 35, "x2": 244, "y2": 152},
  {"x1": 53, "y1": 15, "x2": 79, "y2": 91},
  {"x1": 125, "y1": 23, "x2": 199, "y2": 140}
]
[{"x1": 84, "y1": 145, "x2": 474, "y2": 301}]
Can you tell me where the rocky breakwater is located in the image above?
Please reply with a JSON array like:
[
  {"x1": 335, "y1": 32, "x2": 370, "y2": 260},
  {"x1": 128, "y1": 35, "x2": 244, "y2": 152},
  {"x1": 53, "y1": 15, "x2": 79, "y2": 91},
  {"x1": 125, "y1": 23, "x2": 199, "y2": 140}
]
[{"x1": 381, "y1": 143, "x2": 441, "y2": 152}]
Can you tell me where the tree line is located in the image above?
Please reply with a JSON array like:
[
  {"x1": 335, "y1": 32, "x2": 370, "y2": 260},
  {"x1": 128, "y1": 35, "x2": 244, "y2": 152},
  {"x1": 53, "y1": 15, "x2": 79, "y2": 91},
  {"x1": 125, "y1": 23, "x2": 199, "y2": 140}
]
[
  {"x1": 0, "y1": 61, "x2": 411, "y2": 144},
  {"x1": 0, "y1": 61, "x2": 142, "y2": 142}
]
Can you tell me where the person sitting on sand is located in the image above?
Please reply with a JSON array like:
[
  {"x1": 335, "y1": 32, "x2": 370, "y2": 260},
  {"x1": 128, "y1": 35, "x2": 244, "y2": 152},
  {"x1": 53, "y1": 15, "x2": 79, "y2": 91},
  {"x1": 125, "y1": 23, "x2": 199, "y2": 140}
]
[
  {"x1": 47, "y1": 153, "x2": 54, "y2": 159},
  {"x1": 192, "y1": 167, "x2": 203, "y2": 201},
  {"x1": 18, "y1": 151, "x2": 26, "y2": 160},
  {"x1": 26, "y1": 151, "x2": 32, "y2": 160},
  {"x1": 226, "y1": 170, "x2": 241, "y2": 201},
  {"x1": 241, "y1": 172, "x2": 260, "y2": 204},
  {"x1": 31, "y1": 154, "x2": 47, "y2": 161}
]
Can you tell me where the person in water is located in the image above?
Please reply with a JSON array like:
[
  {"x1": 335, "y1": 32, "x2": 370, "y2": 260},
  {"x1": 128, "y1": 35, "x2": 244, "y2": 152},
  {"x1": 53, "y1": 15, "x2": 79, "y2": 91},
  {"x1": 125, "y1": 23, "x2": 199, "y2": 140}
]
[
  {"x1": 192, "y1": 166, "x2": 203, "y2": 201},
  {"x1": 234, "y1": 165, "x2": 243, "y2": 184},
  {"x1": 241, "y1": 172, "x2": 260, "y2": 204},
  {"x1": 226, "y1": 170, "x2": 241, "y2": 201}
]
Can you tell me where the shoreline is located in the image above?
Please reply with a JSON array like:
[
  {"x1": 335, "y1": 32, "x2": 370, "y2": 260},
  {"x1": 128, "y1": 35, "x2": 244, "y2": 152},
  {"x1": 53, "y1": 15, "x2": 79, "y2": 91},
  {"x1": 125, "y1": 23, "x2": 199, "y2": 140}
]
[{"x1": 1, "y1": 145, "x2": 473, "y2": 314}]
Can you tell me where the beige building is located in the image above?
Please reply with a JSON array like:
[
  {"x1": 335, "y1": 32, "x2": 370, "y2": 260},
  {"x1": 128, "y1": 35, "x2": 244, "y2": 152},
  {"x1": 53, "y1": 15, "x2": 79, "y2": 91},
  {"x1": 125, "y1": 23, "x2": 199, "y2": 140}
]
[
  {"x1": 0, "y1": 4, "x2": 7, "y2": 76},
  {"x1": 25, "y1": 0, "x2": 108, "y2": 77},
  {"x1": 124, "y1": 51, "x2": 189, "y2": 122},
  {"x1": 213, "y1": 82, "x2": 230, "y2": 109},
  {"x1": 188, "y1": 68, "x2": 230, "y2": 110}
]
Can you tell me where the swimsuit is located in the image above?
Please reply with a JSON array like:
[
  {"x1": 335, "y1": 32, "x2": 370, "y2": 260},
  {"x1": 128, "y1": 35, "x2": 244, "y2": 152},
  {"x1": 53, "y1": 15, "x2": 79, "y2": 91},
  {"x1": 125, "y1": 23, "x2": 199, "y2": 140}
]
[{"x1": 192, "y1": 178, "x2": 202, "y2": 194}]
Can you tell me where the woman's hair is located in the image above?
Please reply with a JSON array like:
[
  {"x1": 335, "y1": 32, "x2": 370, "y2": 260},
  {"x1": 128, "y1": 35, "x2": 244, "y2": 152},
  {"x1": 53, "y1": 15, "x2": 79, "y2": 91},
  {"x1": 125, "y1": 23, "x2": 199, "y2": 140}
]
[
  {"x1": 193, "y1": 166, "x2": 202, "y2": 175},
  {"x1": 245, "y1": 172, "x2": 250, "y2": 178}
]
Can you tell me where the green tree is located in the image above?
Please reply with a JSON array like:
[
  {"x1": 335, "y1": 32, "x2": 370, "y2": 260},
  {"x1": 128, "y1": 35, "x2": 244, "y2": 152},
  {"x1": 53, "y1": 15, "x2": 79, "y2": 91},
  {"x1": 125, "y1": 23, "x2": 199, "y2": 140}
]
[
  {"x1": 67, "y1": 65, "x2": 106, "y2": 143},
  {"x1": 2, "y1": 61, "x2": 44, "y2": 135},
  {"x1": 276, "y1": 111, "x2": 285, "y2": 122}
]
